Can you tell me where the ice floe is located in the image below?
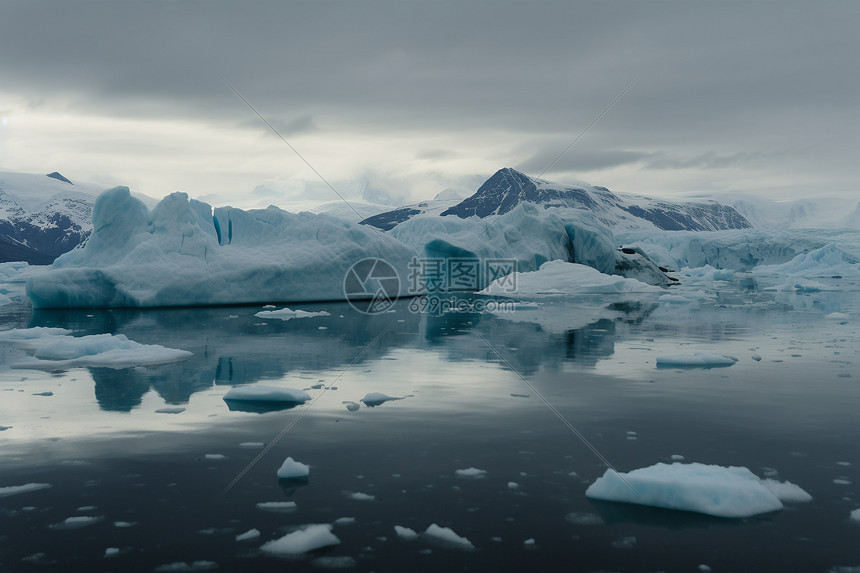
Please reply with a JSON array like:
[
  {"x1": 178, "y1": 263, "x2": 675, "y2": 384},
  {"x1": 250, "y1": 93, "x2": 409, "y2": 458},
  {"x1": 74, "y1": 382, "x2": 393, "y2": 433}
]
[
  {"x1": 259, "y1": 524, "x2": 340, "y2": 555},
  {"x1": 360, "y1": 392, "x2": 401, "y2": 407},
  {"x1": 0, "y1": 483, "x2": 51, "y2": 497},
  {"x1": 585, "y1": 462, "x2": 810, "y2": 518},
  {"x1": 479, "y1": 260, "x2": 662, "y2": 297},
  {"x1": 223, "y1": 385, "x2": 311, "y2": 404},
  {"x1": 423, "y1": 523, "x2": 475, "y2": 550},
  {"x1": 254, "y1": 308, "x2": 331, "y2": 321},
  {"x1": 656, "y1": 353, "x2": 738, "y2": 368}
]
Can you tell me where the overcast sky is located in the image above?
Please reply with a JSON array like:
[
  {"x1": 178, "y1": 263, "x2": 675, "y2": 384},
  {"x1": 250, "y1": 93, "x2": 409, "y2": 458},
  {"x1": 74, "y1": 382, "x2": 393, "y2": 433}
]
[{"x1": 1, "y1": 1, "x2": 857, "y2": 206}]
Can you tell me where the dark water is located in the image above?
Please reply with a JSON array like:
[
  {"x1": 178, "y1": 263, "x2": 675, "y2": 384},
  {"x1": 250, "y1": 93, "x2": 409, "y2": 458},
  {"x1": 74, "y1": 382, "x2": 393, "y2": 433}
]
[{"x1": 1, "y1": 288, "x2": 859, "y2": 572}]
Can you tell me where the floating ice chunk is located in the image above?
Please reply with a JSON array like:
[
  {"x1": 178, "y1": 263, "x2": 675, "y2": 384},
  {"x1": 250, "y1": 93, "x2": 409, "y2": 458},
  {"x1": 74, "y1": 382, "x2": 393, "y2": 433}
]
[
  {"x1": 0, "y1": 483, "x2": 51, "y2": 497},
  {"x1": 156, "y1": 407, "x2": 186, "y2": 414},
  {"x1": 671, "y1": 454, "x2": 685, "y2": 461},
  {"x1": 239, "y1": 442, "x2": 264, "y2": 448},
  {"x1": 277, "y1": 457, "x2": 310, "y2": 479},
  {"x1": 751, "y1": 354, "x2": 762, "y2": 361},
  {"x1": 223, "y1": 385, "x2": 311, "y2": 404},
  {"x1": 479, "y1": 260, "x2": 662, "y2": 297},
  {"x1": 455, "y1": 467, "x2": 487, "y2": 479},
  {"x1": 850, "y1": 508, "x2": 860, "y2": 522},
  {"x1": 507, "y1": 482, "x2": 519, "y2": 489},
  {"x1": 256, "y1": 501, "x2": 297, "y2": 512},
  {"x1": 259, "y1": 524, "x2": 340, "y2": 555},
  {"x1": 104, "y1": 547, "x2": 120, "y2": 558},
  {"x1": 360, "y1": 392, "x2": 402, "y2": 407},
  {"x1": 564, "y1": 512, "x2": 603, "y2": 525},
  {"x1": 656, "y1": 353, "x2": 738, "y2": 368},
  {"x1": 333, "y1": 517, "x2": 355, "y2": 526},
  {"x1": 698, "y1": 565, "x2": 712, "y2": 572},
  {"x1": 205, "y1": 454, "x2": 226, "y2": 461},
  {"x1": 761, "y1": 478, "x2": 813, "y2": 503},
  {"x1": 585, "y1": 462, "x2": 808, "y2": 518},
  {"x1": 0, "y1": 329, "x2": 192, "y2": 370},
  {"x1": 424, "y1": 523, "x2": 475, "y2": 550},
  {"x1": 753, "y1": 244, "x2": 860, "y2": 279},
  {"x1": 49, "y1": 515, "x2": 104, "y2": 530},
  {"x1": 254, "y1": 308, "x2": 331, "y2": 321},
  {"x1": 235, "y1": 528, "x2": 260, "y2": 542},
  {"x1": 394, "y1": 525, "x2": 419, "y2": 540},
  {"x1": 153, "y1": 561, "x2": 218, "y2": 571},
  {"x1": 347, "y1": 492, "x2": 374, "y2": 501},
  {"x1": 114, "y1": 521, "x2": 137, "y2": 528},
  {"x1": 826, "y1": 312, "x2": 851, "y2": 321}
]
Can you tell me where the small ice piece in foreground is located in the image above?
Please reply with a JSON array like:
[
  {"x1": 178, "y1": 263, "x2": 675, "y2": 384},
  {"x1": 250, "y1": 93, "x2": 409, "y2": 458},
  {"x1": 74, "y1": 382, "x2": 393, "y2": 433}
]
[
  {"x1": 586, "y1": 462, "x2": 810, "y2": 518},
  {"x1": 394, "y1": 525, "x2": 419, "y2": 540},
  {"x1": 256, "y1": 501, "x2": 297, "y2": 512},
  {"x1": 104, "y1": 547, "x2": 120, "y2": 558},
  {"x1": 205, "y1": 454, "x2": 226, "y2": 461},
  {"x1": 114, "y1": 521, "x2": 137, "y2": 527},
  {"x1": 671, "y1": 454, "x2": 685, "y2": 461},
  {"x1": 0, "y1": 483, "x2": 51, "y2": 497},
  {"x1": 507, "y1": 482, "x2": 519, "y2": 489},
  {"x1": 455, "y1": 467, "x2": 487, "y2": 479},
  {"x1": 826, "y1": 312, "x2": 850, "y2": 321},
  {"x1": 424, "y1": 523, "x2": 475, "y2": 550},
  {"x1": 156, "y1": 407, "x2": 186, "y2": 414},
  {"x1": 698, "y1": 565, "x2": 712, "y2": 572},
  {"x1": 259, "y1": 524, "x2": 340, "y2": 555},
  {"x1": 276, "y1": 457, "x2": 310, "y2": 479},
  {"x1": 254, "y1": 308, "x2": 331, "y2": 321},
  {"x1": 334, "y1": 517, "x2": 356, "y2": 526},
  {"x1": 153, "y1": 561, "x2": 218, "y2": 572},
  {"x1": 656, "y1": 353, "x2": 738, "y2": 368},
  {"x1": 751, "y1": 355, "x2": 762, "y2": 361},
  {"x1": 523, "y1": 538, "x2": 536, "y2": 547},
  {"x1": 347, "y1": 491, "x2": 374, "y2": 501},
  {"x1": 235, "y1": 528, "x2": 260, "y2": 542},
  {"x1": 49, "y1": 515, "x2": 104, "y2": 530},
  {"x1": 849, "y1": 508, "x2": 860, "y2": 522},
  {"x1": 360, "y1": 392, "x2": 401, "y2": 407},
  {"x1": 223, "y1": 385, "x2": 311, "y2": 404},
  {"x1": 239, "y1": 442, "x2": 264, "y2": 448}
]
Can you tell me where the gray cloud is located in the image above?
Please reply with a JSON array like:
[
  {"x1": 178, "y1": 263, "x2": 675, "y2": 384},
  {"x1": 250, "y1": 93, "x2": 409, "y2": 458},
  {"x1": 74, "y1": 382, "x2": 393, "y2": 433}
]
[{"x1": 1, "y1": 0, "x2": 857, "y2": 199}]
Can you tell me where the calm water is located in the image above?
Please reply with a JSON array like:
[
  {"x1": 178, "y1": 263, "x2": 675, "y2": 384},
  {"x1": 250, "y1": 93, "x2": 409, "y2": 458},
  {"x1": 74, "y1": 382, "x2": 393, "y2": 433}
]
[{"x1": 1, "y1": 283, "x2": 859, "y2": 572}]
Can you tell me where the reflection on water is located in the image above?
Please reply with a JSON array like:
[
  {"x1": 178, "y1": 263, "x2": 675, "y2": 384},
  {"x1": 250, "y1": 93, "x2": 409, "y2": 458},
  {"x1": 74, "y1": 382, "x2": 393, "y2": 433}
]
[{"x1": 0, "y1": 288, "x2": 859, "y2": 572}]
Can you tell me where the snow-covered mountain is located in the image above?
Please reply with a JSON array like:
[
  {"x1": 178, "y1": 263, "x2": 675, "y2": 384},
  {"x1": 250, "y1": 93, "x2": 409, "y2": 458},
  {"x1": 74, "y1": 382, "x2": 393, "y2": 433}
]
[
  {"x1": 0, "y1": 171, "x2": 104, "y2": 264},
  {"x1": 362, "y1": 168, "x2": 753, "y2": 232}
]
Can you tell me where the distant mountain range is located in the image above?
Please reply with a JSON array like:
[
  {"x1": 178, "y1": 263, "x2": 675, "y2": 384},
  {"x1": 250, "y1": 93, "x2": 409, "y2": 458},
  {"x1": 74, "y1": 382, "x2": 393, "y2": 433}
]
[
  {"x1": 362, "y1": 168, "x2": 753, "y2": 232},
  {"x1": 0, "y1": 171, "x2": 101, "y2": 264}
]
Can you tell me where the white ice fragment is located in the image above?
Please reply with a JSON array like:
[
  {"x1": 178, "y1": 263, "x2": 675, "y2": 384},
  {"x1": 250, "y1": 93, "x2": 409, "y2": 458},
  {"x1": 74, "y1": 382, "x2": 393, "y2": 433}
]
[
  {"x1": 276, "y1": 457, "x2": 310, "y2": 479},
  {"x1": 424, "y1": 523, "x2": 475, "y2": 550},
  {"x1": 507, "y1": 482, "x2": 519, "y2": 489},
  {"x1": 670, "y1": 455, "x2": 685, "y2": 461},
  {"x1": 235, "y1": 528, "x2": 260, "y2": 542},
  {"x1": 49, "y1": 515, "x2": 104, "y2": 529},
  {"x1": 360, "y1": 392, "x2": 402, "y2": 407},
  {"x1": 239, "y1": 442, "x2": 264, "y2": 448},
  {"x1": 333, "y1": 517, "x2": 356, "y2": 526},
  {"x1": 698, "y1": 565, "x2": 712, "y2": 572},
  {"x1": 586, "y1": 462, "x2": 808, "y2": 518},
  {"x1": 104, "y1": 548, "x2": 120, "y2": 558},
  {"x1": 156, "y1": 407, "x2": 186, "y2": 414},
  {"x1": 394, "y1": 525, "x2": 419, "y2": 540},
  {"x1": 0, "y1": 483, "x2": 51, "y2": 497},
  {"x1": 256, "y1": 501, "x2": 297, "y2": 512},
  {"x1": 523, "y1": 538, "x2": 536, "y2": 546},
  {"x1": 656, "y1": 353, "x2": 738, "y2": 368},
  {"x1": 259, "y1": 524, "x2": 340, "y2": 555},
  {"x1": 114, "y1": 521, "x2": 137, "y2": 527},
  {"x1": 850, "y1": 508, "x2": 860, "y2": 522},
  {"x1": 255, "y1": 308, "x2": 331, "y2": 321},
  {"x1": 347, "y1": 492, "x2": 374, "y2": 501},
  {"x1": 454, "y1": 467, "x2": 487, "y2": 479},
  {"x1": 826, "y1": 312, "x2": 850, "y2": 320},
  {"x1": 205, "y1": 454, "x2": 226, "y2": 461},
  {"x1": 223, "y1": 385, "x2": 311, "y2": 404},
  {"x1": 751, "y1": 354, "x2": 762, "y2": 361}
]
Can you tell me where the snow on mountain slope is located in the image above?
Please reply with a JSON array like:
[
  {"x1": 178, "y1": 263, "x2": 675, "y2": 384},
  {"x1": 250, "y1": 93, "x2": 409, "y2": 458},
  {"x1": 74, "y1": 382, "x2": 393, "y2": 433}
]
[
  {"x1": 362, "y1": 168, "x2": 752, "y2": 232},
  {"x1": 729, "y1": 195, "x2": 860, "y2": 230},
  {"x1": 0, "y1": 171, "x2": 106, "y2": 264}
]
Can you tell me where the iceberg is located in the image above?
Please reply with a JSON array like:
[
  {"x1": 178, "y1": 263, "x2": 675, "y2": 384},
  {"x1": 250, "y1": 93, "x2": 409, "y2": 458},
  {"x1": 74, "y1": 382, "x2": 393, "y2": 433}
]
[
  {"x1": 222, "y1": 385, "x2": 311, "y2": 404},
  {"x1": 276, "y1": 457, "x2": 310, "y2": 479},
  {"x1": 26, "y1": 187, "x2": 418, "y2": 308},
  {"x1": 259, "y1": 524, "x2": 340, "y2": 555},
  {"x1": 423, "y1": 523, "x2": 475, "y2": 550},
  {"x1": 479, "y1": 260, "x2": 663, "y2": 297},
  {"x1": 585, "y1": 462, "x2": 810, "y2": 518}
]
